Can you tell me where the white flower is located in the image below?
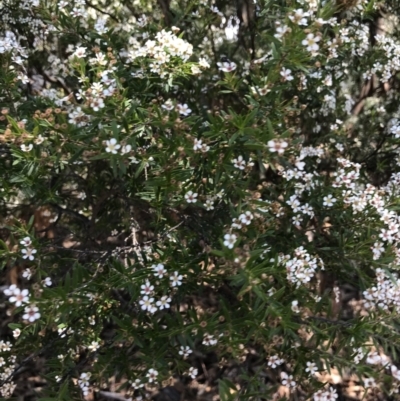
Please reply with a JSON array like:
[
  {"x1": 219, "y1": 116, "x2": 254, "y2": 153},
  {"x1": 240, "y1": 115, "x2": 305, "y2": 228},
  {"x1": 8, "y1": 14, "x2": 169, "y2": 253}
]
[
  {"x1": 152, "y1": 263, "x2": 167, "y2": 278},
  {"x1": 21, "y1": 144, "x2": 33, "y2": 152},
  {"x1": 223, "y1": 233, "x2": 237, "y2": 249},
  {"x1": 43, "y1": 277, "x2": 52, "y2": 286},
  {"x1": 185, "y1": 191, "x2": 198, "y2": 203},
  {"x1": 225, "y1": 16, "x2": 240, "y2": 41},
  {"x1": 217, "y1": 61, "x2": 237, "y2": 72},
  {"x1": 231, "y1": 218, "x2": 242, "y2": 229},
  {"x1": 363, "y1": 377, "x2": 376, "y2": 388},
  {"x1": 232, "y1": 155, "x2": 246, "y2": 170},
  {"x1": 179, "y1": 346, "x2": 192, "y2": 358},
  {"x1": 90, "y1": 98, "x2": 105, "y2": 111},
  {"x1": 239, "y1": 211, "x2": 253, "y2": 225},
  {"x1": 323, "y1": 194, "x2": 337, "y2": 207},
  {"x1": 302, "y1": 33, "x2": 320, "y2": 52},
  {"x1": 146, "y1": 368, "x2": 158, "y2": 383},
  {"x1": 203, "y1": 333, "x2": 217, "y2": 346},
  {"x1": 280, "y1": 68, "x2": 294, "y2": 81},
  {"x1": 188, "y1": 367, "x2": 198, "y2": 379},
  {"x1": 4, "y1": 284, "x2": 18, "y2": 297},
  {"x1": 20, "y1": 237, "x2": 32, "y2": 247},
  {"x1": 191, "y1": 65, "x2": 201, "y2": 75},
  {"x1": 0, "y1": 341, "x2": 11, "y2": 352},
  {"x1": 12, "y1": 329, "x2": 21, "y2": 338},
  {"x1": 22, "y1": 305, "x2": 41, "y2": 322},
  {"x1": 9, "y1": 288, "x2": 30, "y2": 307},
  {"x1": 194, "y1": 138, "x2": 209, "y2": 152},
  {"x1": 131, "y1": 379, "x2": 144, "y2": 389},
  {"x1": 204, "y1": 199, "x2": 214, "y2": 211},
  {"x1": 177, "y1": 103, "x2": 192, "y2": 116},
  {"x1": 156, "y1": 295, "x2": 171, "y2": 309},
  {"x1": 22, "y1": 268, "x2": 32, "y2": 280},
  {"x1": 289, "y1": 9, "x2": 309, "y2": 26},
  {"x1": 268, "y1": 139, "x2": 288, "y2": 154},
  {"x1": 73, "y1": 47, "x2": 87, "y2": 58},
  {"x1": 291, "y1": 300, "x2": 299, "y2": 313},
  {"x1": 105, "y1": 138, "x2": 121, "y2": 154},
  {"x1": 274, "y1": 24, "x2": 290, "y2": 40},
  {"x1": 121, "y1": 144, "x2": 132, "y2": 155},
  {"x1": 129, "y1": 156, "x2": 140, "y2": 164},
  {"x1": 199, "y1": 58, "x2": 210, "y2": 69},
  {"x1": 280, "y1": 372, "x2": 296, "y2": 388},
  {"x1": 366, "y1": 351, "x2": 381, "y2": 365},
  {"x1": 305, "y1": 361, "x2": 318, "y2": 375},
  {"x1": 292, "y1": 215, "x2": 303, "y2": 226},
  {"x1": 170, "y1": 271, "x2": 183, "y2": 287},
  {"x1": 193, "y1": 138, "x2": 203, "y2": 151},
  {"x1": 88, "y1": 341, "x2": 100, "y2": 351},
  {"x1": 140, "y1": 280, "x2": 154, "y2": 295},
  {"x1": 139, "y1": 295, "x2": 155, "y2": 311},
  {"x1": 21, "y1": 248, "x2": 37, "y2": 260},
  {"x1": 34, "y1": 135, "x2": 45, "y2": 145},
  {"x1": 391, "y1": 364, "x2": 400, "y2": 380},
  {"x1": 162, "y1": 99, "x2": 174, "y2": 111},
  {"x1": 78, "y1": 372, "x2": 91, "y2": 388},
  {"x1": 267, "y1": 355, "x2": 284, "y2": 368}
]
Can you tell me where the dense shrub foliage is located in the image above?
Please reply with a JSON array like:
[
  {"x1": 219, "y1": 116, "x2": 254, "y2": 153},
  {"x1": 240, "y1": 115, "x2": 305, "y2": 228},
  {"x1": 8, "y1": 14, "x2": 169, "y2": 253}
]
[{"x1": 3, "y1": 0, "x2": 400, "y2": 400}]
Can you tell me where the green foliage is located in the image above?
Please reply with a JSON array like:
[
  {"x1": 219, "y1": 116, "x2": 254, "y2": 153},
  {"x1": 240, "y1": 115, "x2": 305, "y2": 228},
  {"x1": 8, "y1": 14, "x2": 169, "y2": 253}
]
[{"x1": 2, "y1": 0, "x2": 400, "y2": 400}]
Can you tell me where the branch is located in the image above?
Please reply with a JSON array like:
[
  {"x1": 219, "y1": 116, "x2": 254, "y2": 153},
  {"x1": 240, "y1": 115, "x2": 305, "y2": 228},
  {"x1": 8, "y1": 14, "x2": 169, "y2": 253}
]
[{"x1": 84, "y1": 0, "x2": 119, "y2": 22}]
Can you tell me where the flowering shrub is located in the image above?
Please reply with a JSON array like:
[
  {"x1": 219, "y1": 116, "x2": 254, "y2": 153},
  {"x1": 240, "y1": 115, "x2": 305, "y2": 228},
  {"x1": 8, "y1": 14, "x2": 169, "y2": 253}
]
[{"x1": 2, "y1": 0, "x2": 400, "y2": 400}]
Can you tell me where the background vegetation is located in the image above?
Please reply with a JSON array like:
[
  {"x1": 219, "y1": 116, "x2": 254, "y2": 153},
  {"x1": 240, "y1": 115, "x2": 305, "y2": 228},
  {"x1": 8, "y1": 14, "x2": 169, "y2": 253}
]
[{"x1": 2, "y1": 0, "x2": 400, "y2": 400}]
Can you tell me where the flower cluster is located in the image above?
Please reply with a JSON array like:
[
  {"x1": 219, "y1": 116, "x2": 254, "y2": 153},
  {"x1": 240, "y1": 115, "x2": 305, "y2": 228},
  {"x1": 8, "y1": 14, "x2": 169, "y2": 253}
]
[
  {"x1": 0, "y1": 341, "x2": 17, "y2": 398},
  {"x1": 77, "y1": 372, "x2": 91, "y2": 396},
  {"x1": 127, "y1": 29, "x2": 193, "y2": 77},
  {"x1": 20, "y1": 237, "x2": 37, "y2": 261},
  {"x1": 279, "y1": 247, "x2": 323, "y2": 287},
  {"x1": 4, "y1": 285, "x2": 40, "y2": 323},
  {"x1": 138, "y1": 264, "x2": 182, "y2": 314}
]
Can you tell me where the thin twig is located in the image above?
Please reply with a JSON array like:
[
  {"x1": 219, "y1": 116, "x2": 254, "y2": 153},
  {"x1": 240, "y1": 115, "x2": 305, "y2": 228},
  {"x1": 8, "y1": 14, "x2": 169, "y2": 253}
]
[{"x1": 85, "y1": 0, "x2": 119, "y2": 22}]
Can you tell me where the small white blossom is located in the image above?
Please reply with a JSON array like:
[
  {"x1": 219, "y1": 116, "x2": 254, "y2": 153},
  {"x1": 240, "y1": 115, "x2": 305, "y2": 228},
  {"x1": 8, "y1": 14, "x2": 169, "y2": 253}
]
[
  {"x1": 105, "y1": 138, "x2": 121, "y2": 154},
  {"x1": 268, "y1": 139, "x2": 288, "y2": 154},
  {"x1": 323, "y1": 194, "x2": 337, "y2": 207},
  {"x1": 280, "y1": 68, "x2": 294, "y2": 81},
  {"x1": 152, "y1": 263, "x2": 167, "y2": 278},
  {"x1": 203, "y1": 333, "x2": 217, "y2": 346},
  {"x1": 179, "y1": 346, "x2": 192, "y2": 358},
  {"x1": 146, "y1": 368, "x2": 158, "y2": 383},
  {"x1": 12, "y1": 329, "x2": 21, "y2": 338},
  {"x1": 232, "y1": 155, "x2": 246, "y2": 170},
  {"x1": 9, "y1": 288, "x2": 30, "y2": 307},
  {"x1": 139, "y1": 295, "x2": 155, "y2": 311},
  {"x1": 88, "y1": 341, "x2": 100, "y2": 351},
  {"x1": 73, "y1": 46, "x2": 87, "y2": 58},
  {"x1": 281, "y1": 372, "x2": 296, "y2": 388},
  {"x1": 156, "y1": 295, "x2": 171, "y2": 309},
  {"x1": 177, "y1": 103, "x2": 192, "y2": 116},
  {"x1": 22, "y1": 305, "x2": 41, "y2": 322},
  {"x1": 305, "y1": 361, "x2": 318, "y2": 375},
  {"x1": 188, "y1": 367, "x2": 198, "y2": 379},
  {"x1": 185, "y1": 191, "x2": 198, "y2": 203},
  {"x1": 217, "y1": 61, "x2": 237, "y2": 72},
  {"x1": 223, "y1": 233, "x2": 237, "y2": 249},
  {"x1": 162, "y1": 99, "x2": 174, "y2": 111},
  {"x1": 204, "y1": 199, "x2": 214, "y2": 211},
  {"x1": 140, "y1": 280, "x2": 154, "y2": 295},
  {"x1": 302, "y1": 33, "x2": 320, "y2": 53},
  {"x1": 21, "y1": 248, "x2": 37, "y2": 260},
  {"x1": 170, "y1": 271, "x2": 183, "y2": 287},
  {"x1": 267, "y1": 355, "x2": 284, "y2": 368},
  {"x1": 21, "y1": 144, "x2": 33, "y2": 152},
  {"x1": 20, "y1": 237, "x2": 32, "y2": 247}
]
